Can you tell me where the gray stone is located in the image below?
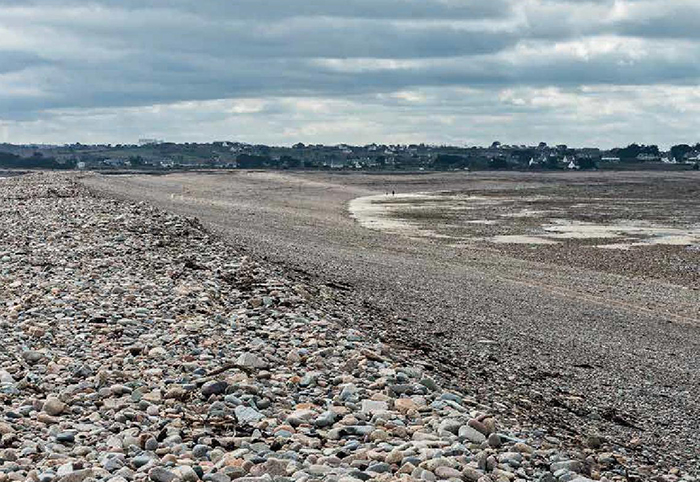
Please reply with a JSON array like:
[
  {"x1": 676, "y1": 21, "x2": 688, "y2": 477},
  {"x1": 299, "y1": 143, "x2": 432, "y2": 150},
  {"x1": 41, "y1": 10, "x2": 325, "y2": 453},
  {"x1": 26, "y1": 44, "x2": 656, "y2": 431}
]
[
  {"x1": 192, "y1": 444, "x2": 209, "y2": 458},
  {"x1": 235, "y1": 405, "x2": 264, "y2": 425},
  {"x1": 56, "y1": 470, "x2": 93, "y2": 482},
  {"x1": 203, "y1": 474, "x2": 231, "y2": 482},
  {"x1": 149, "y1": 468, "x2": 177, "y2": 482},
  {"x1": 38, "y1": 473, "x2": 56, "y2": 482},
  {"x1": 201, "y1": 380, "x2": 228, "y2": 397},
  {"x1": 361, "y1": 400, "x2": 388, "y2": 414},
  {"x1": 176, "y1": 466, "x2": 199, "y2": 482},
  {"x1": 458, "y1": 425, "x2": 486, "y2": 444},
  {"x1": 0, "y1": 371, "x2": 14, "y2": 384},
  {"x1": 434, "y1": 467, "x2": 462, "y2": 479},
  {"x1": 550, "y1": 461, "x2": 582, "y2": 473},
  {"x1": 487, "y1": 432, "x2": 502, "y2": 448},
  {"x1": 437, "y1": 419, "x2": 462, "y2": 435},
  {"x1": 339, "y1": 384, "x2": 357, "y2": 401},
  {"x1": 102, "y1": 455, "x2": 125, "y2": 472},
  {"x1": 257, "y1": 458, "x2": 289, "y2": 476},
  {"x1": 345, "y1": 425, "x2": 375, "y2": 436},
  {"x1": 419, "y1": 377, "x2": 438, "y2": 391},
  {"x1": 22, "y1": 351, "x2": 45, "y2": 365},
  {"x1": 440, "y1": 393, "x2": 462, "y2": 404},
  {"x1": 367, "y1": 462, "x2": 391, "y2": 474},
  {"x1": 132, "y1": 454, "x2": 153, "y2": 469},
  {"x1": 43, "y1": 397, "x2": 66, "y2": 416},
  {"x1": 144, "y1": 437, "x2": 158, "y2": 451},
  {"x1": 462, "y1": 467, "x2": 484, "y2": 482},
  {"x1": 236, "y1": 352, "x2": 267, "y2": 368},
  {"x1": 421, "y1": 458, "x2": 456, "y2": 472},
  {"x1": 314, "y1": 411, "x2": 337, "y2": 428},
  {"x1": 56, "y1": 432, "x2": 75, "y2": 444}
]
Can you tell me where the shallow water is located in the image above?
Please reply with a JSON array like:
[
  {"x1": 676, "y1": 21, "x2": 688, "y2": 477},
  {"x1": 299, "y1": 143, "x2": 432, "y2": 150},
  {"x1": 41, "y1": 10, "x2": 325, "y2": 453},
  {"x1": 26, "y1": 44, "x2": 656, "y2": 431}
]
[{"x1": 349, "y1": 191, "x2": 700, "y2": 249}]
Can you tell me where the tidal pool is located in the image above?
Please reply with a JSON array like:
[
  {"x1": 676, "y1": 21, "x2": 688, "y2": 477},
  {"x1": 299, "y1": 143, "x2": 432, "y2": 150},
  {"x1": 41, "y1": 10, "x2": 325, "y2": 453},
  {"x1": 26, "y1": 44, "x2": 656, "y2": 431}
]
[{"x1": 349, "y1": 191, "x2": 700, "y2": 249}]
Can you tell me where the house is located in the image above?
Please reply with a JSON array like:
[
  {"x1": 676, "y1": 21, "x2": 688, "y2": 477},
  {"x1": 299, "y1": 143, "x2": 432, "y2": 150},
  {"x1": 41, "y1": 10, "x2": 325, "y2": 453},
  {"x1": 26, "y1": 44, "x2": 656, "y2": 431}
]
[
  {"x1": 566, "y1": 158, "x2": 579, "y2": 170},
  {"x1": 138, "y1": 138, "x2": 163, "y2": 146},
  {"x1": 329, "y1": 158, "x2": 346, "y2": 169},
  {"x1": 684, "y1": 153, "x2": 700, "y2": 164},
  {"x1": 103, "y1": 158, "x2": 127, "y2": 168},
  {"x1": 636, "y1": 153, "x2": 660, "y2": 162}
]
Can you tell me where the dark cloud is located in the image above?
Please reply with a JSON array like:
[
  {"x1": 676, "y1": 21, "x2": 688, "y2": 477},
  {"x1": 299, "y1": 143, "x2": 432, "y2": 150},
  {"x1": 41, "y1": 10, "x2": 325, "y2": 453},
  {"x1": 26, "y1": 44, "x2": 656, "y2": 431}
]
[
  {"x1": 0, "y1": 0, "x2": 513, "y2": 21},
  {"x1": 0, "y1": 51, "x2": 48, "y2": 74},
  {"x1": 614, "y1": 5, "x2": 700, "y2": 39},
  {"x1": 86, "y1": 18, "x2": 519, "y2": 60}
]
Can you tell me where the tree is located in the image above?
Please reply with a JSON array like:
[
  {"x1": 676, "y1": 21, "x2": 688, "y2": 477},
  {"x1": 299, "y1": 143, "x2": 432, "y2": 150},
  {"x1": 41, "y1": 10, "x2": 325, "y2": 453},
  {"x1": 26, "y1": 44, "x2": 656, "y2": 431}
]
[
  {"x1": 0, "y1": 152, "x2": 71, "y2": 169},
  {"x1": 577, "y1": 157, "x2": 598, "y2": 170},
  {"x1": 512, "y1": 149, "x2": 536, "y2": 166},
  {"x1": 614, "y1": 144, "x2": 642, "y2": 161},
  {"x1": 614, "y1": 143, "x2": 660, "y2": 162},
  {"x1": 280, "y1": 155, "x2": 301, "y2": 169},
  {"x1": 671, "y1": 144, "x2": 693, "y2": 162},
  {"x1": 128, "y1": 155, "x2": 144, "y2": 166},
  {"x1": 644, "y1": 145, "x2": 660, "y2": 155},
  {"x1": 537, "y1": 156, "x2": 560, "y2": 170},
  {"x1": 488, "y1": 157, "x2": 509, "y2": 170},
  {"x1": 0, "y1": 152, "x2": 21, "y2": 166},
  {"x1": 236, "y1": 153, "x2": 270, "y2": 169},
  {"x1": 433, "y1": 154, "x2": 468, "y2": 170}
]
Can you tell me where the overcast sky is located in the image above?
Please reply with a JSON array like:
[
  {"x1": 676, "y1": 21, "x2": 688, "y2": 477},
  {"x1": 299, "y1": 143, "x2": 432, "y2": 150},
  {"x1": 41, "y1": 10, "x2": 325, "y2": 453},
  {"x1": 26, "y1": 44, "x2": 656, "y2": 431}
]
[{"x1": 1, "y1": 0, "x2": 698, "y2": 147}]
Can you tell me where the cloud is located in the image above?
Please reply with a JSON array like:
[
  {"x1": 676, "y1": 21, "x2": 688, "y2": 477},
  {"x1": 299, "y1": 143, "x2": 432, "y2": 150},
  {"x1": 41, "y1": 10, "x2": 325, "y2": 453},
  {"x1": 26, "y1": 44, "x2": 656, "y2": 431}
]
[
  {"x1": 0, "y1": 0, "x2": 698, "y2": 146},
  {"x1": 0, "y1": 0, "x2": 513, "y2": 21},
  {"x1": 5, "y1": 85, "x2": 698, "y2": 148}
]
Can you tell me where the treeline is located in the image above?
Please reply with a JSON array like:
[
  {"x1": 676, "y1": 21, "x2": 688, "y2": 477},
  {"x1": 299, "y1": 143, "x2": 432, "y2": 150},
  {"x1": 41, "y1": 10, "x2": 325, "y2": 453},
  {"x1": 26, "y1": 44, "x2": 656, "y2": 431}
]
[
  {"x1": 612, "y1": 144, "x2": 659, "y2": 159},
  {"x1": 0, "y1": 152, "x2": 75, "y2": 169},
  {"x1": 236, "y1": 154, "x2": 304, "y2": 169},
  {"x1": 670, "y1": 143, "x2": 700, "y2": 161},
  {"x1": 433, "y1": 152, "x2": 597, "y2": 170}
]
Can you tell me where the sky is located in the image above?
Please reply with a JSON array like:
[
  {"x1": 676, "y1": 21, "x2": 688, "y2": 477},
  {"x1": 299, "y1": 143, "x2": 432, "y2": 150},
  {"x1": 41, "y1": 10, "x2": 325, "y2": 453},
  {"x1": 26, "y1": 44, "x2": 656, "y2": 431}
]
[{"x1": 0, "y1": 0, "x2": 699, "y2": 148}]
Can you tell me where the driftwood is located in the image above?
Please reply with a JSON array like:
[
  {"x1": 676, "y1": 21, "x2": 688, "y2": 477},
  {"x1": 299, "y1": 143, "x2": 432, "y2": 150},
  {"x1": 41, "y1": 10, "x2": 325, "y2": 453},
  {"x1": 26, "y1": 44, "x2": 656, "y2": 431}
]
[{"x1": 195, "y1": 363, "x2": 257, "y2": 386}]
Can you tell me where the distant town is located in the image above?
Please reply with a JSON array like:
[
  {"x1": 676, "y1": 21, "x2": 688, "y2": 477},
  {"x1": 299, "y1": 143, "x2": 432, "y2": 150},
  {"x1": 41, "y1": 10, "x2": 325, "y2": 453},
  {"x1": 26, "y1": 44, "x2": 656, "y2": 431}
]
[{"x1": 1, "y1": 139, "x2": 699, "y2": 171}]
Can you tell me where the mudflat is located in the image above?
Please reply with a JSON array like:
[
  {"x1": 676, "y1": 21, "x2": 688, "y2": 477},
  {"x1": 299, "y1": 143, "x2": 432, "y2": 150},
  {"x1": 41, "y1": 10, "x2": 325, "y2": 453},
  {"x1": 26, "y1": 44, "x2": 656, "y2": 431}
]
[{"x1": 83, "y1": 170, "x2": 700, "y2": 473}]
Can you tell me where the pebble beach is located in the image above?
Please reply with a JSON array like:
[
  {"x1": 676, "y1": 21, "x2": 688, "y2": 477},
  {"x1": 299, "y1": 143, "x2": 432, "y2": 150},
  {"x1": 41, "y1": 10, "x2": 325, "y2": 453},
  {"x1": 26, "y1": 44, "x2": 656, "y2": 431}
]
[{"x1": 0, "y1": 173, "x2": 695, "y2": 482}]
